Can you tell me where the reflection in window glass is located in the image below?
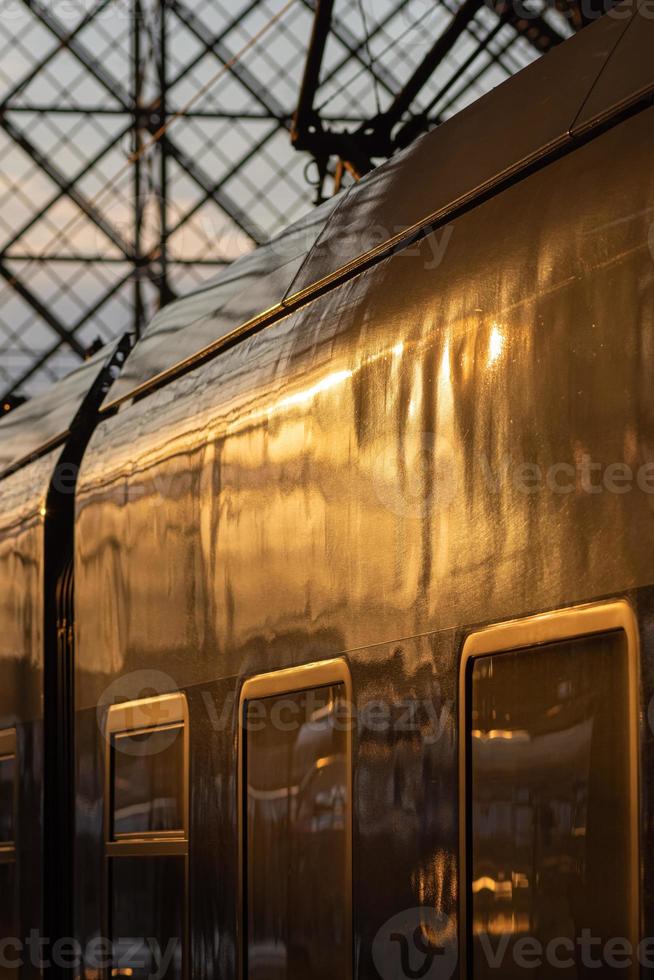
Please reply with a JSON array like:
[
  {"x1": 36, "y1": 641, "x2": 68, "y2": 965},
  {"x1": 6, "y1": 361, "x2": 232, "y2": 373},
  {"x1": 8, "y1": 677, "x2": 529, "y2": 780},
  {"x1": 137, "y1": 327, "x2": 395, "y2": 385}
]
[
  {"x1": 0, "y1": 862, "x2": 16, "y2": 962},
  {"x1": 469, "y1": 632, "x2": 632, "y2": 979},
  {"x1": 0, "y1": 756, "x2": 14, "y2": 843},
  {"x1": 246, "y1": 683, "x2": 349, "y2": 980},
  {"x1": 112, "y1": 726, "x2": 184, "y2": 837},
  {"x1": 111, "y1": 857, "x2": 183, "y2": 980}
]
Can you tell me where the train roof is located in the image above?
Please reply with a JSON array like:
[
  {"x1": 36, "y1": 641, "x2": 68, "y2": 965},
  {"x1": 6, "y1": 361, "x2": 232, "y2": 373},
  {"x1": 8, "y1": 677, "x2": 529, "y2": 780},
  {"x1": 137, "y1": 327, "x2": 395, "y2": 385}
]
[
  {"x1": 0, "y1": 336, "x2": 129, "y2": 478},
  {"x1": 99, "y1": 0, "x2": 653, "y2": 409},
  {"x1": 102, "y1": 192, "x2": 341, "y2": 408}
]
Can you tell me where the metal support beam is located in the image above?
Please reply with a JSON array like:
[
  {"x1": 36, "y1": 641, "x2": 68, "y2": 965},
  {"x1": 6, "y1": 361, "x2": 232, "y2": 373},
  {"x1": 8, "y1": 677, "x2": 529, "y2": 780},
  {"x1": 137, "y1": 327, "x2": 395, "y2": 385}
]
[
  {"x1": 298, "y1": 0, "x2": 400, "y2": 97},
  {"x1": 0, "y1": 0, "x2": 118, "y2": 109},
  {"x1": 0, "y1": 0, "x2": 295, "y2": 400},
  {"x1": 292, "y1": 0, "x2": 335, "y2": 148},
  {"x1": 0, "y1": 261, "x2": 86, "y2": 356},
  {"x1": 291, "y1": 0, "x2": 571, "y2": 181},
  {"x1": 169, "y1": 0, "x2": 290, "y2": 125},
  {"x1": 145, "y1": 124, "x2": 279, "y2": 255},
  {"x1": 0, "y1": 122, "x2": 134, "y2": 255},
  {"x1": 162, "y1": 134, "x2": 263, "y2": 245},
  {"x1": 133, "y1": 0, "x2": 146, "y2": 337},
  {"x1": 0, "y1": 115, "x2": 137, "y2": 261},
  {"x1": 368, "y1": 0, "x2": 484, "y2": 148},
  {"x1": 2, "y1": 266, "x2": 137, "y2": 394},
  {"x1": 20, "y1": 0, "x2": 132, "y2": 109},
  {"x1": 156, "y1": 0, "x2": 173, "y2": 307}
]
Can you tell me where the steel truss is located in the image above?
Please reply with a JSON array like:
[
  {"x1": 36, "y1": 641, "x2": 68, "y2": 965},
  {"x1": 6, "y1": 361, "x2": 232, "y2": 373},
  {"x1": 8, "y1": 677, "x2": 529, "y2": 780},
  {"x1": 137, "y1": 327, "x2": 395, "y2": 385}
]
[{"x1": 0, "y1": 0, "x2": 590, "y2": 401}]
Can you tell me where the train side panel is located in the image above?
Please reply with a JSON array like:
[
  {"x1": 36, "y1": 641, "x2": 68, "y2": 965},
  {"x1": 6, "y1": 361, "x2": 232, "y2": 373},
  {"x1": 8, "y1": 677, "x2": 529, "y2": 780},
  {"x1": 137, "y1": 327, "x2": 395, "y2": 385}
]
[
  {"x1": 0, "y1": 452, "x2": 60, "y2": 977},
  {"x1": 75, "y1": 105, "x2": 654, "y2": 976}
]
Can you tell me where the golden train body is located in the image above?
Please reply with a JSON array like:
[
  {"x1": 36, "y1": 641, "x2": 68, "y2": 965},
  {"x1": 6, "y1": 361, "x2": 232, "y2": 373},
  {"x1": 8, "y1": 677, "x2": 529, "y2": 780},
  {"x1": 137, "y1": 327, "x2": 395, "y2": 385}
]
[{"x1": 1, "y1": 5, "x2": 654, "y2": 978}]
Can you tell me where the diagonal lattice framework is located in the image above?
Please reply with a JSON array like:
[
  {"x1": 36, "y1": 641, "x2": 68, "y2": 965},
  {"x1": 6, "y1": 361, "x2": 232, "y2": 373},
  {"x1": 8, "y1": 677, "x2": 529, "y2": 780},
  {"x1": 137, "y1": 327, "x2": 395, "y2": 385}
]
[{"x1": 0, "y1": 0, "x2": 576, "y2": 402}]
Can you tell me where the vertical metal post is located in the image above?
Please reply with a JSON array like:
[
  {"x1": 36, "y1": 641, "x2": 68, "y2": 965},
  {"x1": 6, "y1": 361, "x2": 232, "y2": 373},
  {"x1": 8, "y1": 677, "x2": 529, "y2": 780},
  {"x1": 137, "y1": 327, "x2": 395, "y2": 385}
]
[
  {"x1": 158, "y1": 0, "x2": 172, "y2": 306},
  {"x1": 132, "y1": 0, "x2": 145, "y2": 337}
]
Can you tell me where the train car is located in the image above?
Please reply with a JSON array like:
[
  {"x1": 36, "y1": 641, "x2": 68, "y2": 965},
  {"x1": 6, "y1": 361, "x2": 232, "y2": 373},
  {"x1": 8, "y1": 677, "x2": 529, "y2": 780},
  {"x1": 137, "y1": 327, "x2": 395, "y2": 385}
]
[
  {"x1": 1, "y1": 2, "x2": 654, "y2": 977},
  {"x1": 0, "y1": 339, "x2": 129, "y2": 979}
]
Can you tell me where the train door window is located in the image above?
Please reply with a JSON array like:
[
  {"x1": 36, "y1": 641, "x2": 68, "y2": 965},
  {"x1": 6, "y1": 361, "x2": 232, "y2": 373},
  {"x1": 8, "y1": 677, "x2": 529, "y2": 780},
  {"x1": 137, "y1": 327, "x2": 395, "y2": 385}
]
[
  {"x1": 0, "y1": 730, "x2": 16, "y2": 846},
  {"x1": 105, "y1": 695, "x2": 188, "y2": 980},
  {"x1": 239, "y1": 660, "x2": 352, "y2": 980},
  {"x1": 110, "y1": 858, "x2": 184, "y2": 980},
  {"x1": 0, "y1": 729, "x2": 17, "y2": 959},
  {"x1": 460, "y1": 602, "x2": 639, "y2": 980},
  {"x1": 112, "y1": 726, "x2": 185, "y2": 838}
]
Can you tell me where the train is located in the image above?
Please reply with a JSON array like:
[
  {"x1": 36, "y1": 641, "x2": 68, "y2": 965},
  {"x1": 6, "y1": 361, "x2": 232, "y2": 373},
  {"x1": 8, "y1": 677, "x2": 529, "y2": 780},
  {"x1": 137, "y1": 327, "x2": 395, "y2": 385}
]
[{"x1": 1, "y1": 2, "x2": 654, "y2": 977}]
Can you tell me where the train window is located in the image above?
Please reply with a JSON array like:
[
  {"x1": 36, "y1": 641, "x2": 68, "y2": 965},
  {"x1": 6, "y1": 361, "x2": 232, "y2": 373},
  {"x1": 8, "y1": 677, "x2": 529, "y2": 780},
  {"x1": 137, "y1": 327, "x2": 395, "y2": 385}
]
[
  {"x1": 239, "y1": 660, "x2": 352, "y2": 980},
  {"x1": 0, "y1": 756, "x2": 15, "y2": 843},
  {"x1": 460, "y1": 602, "x2": 639, "y2": 980},
  {"x1": 112, "y1": 726, "x2": 185, "y2": 838},
  {"x1": 105, "y1": 695, "x2": 188, "y2": 980},
  {"x1": 0, "y1": 729, "x2": 16, "y2": 850},
  {"x1": 106, "y1": 694, "x2": 188, "y2": 846},
  {"x1": 0, "y1": 729, "x2": 17, "y2": 975},
  {"x1": 0, "y1": 859, "x2": 16, "y2": 914},
  {"x1": 111, "y1": 857, "x2": 184, "y2": 980}
]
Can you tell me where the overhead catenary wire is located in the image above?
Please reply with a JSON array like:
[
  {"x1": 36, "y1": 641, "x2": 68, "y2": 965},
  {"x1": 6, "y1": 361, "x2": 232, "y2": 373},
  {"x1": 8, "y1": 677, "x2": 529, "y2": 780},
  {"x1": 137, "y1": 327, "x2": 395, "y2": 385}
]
[
  {"x1": 422, "y1": 17, "x2": 507, "y2": 120},
  {"x1": 315, "y1": 11, "x2": 423, "y2": 116},
  {"x1": 355, "y1": 0, "x2": 381, "y2": 117}
]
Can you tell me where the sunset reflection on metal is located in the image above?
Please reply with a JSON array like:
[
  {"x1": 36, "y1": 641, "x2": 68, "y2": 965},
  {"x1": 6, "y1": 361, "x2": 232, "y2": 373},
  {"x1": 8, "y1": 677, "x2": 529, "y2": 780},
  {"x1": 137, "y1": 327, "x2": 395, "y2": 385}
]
[
  {"x1": 440, "y1": 341, "x2": 451, "y2": 382},
  {"x1": 487, "y1": 325, "x2": 504, "y2": 366},
  {"x1": 278, "y1": 369, "x2": 354, "y2": 410}
]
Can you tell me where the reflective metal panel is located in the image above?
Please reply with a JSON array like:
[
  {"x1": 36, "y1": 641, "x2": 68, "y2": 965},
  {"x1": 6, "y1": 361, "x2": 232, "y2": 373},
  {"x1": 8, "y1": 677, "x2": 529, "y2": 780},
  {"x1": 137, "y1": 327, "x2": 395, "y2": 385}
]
[
  {"x1": 75, "y1": 103, "x2": 654, "y2": 980},
  {"x1": 102, "y1": 196, "x2": 340, "y2": 409},
  {"x1": 76, "y1": 105, "x2": 654, "y2": 703},
  {"x1": 285, "y1": 6, "x2": 633, "y2": 303},
  {"x1": 572, "y1": 0, "x2": 654, "y2": 135},
  {"x1": 0, "y1": 450, "x2": 55, "y2": 967},
  {"x1": 0, "y1": 451, "x2": 54, "y2": 724}
]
